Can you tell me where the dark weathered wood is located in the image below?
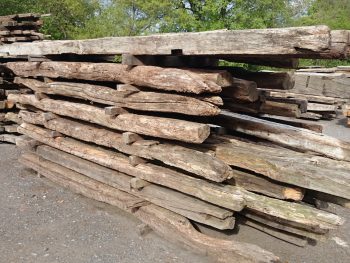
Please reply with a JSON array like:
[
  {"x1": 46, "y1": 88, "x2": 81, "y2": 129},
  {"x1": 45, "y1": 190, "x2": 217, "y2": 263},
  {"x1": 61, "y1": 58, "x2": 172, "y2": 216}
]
[
  {"x1": 243, "y1": 218, "x2": 308, "y2": 247},
  {"x1": 221, "y1": 78, "x2": 260, "y2": 102},
  {"x1": 260, "y1": 100, "x2": 302, "y2": 118},
  {"x1": 259, "y1": 114, "x2": 323, "y2": 133},
  {"x1": 14, "y1": 78, "x2": 221, "y2": 116},
  {"x1": 18, "y1": 111, "x2": 231, "y2": 182},
  {"x1": 214, "y1": 111, "x2": 350, "y2": 161},
  {"x1": 9, "y1": 94, "x2": 210, "y2": 143},
  {"x1": 241, "y1": 210, "x2": 328, "y2": 240},
  {"x1": 122, "y1": 54, "x2": 219, "y2": 68},
  {"x1": 226, "y1": 68, "x2": 295, "y2": 90},
  {"x1": 6, "y1": 62, "x2": 226, "y2": 94}
]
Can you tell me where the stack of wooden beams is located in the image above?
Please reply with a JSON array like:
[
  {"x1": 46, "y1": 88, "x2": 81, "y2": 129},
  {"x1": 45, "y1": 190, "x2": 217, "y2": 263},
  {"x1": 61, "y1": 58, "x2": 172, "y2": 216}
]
[
  {"x1": 222, "y1": 67, "x2": 349, "y2": 122},
  {"x1": 257, "y1": 66, "x2": 350, "y2": 121},
  {"x1": 2, "y1": 25, "x2": 350, "y2": 263},
  {"x1": 0, "y1": 13, "x2": 46, "y2": 44},
  {"x1": 0, "y1": 65, "x2": 29, "y2": 143}
]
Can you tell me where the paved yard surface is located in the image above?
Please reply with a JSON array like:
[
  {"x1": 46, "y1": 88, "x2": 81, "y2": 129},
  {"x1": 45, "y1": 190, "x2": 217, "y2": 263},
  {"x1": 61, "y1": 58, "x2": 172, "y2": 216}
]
[{"x1": 0, "y1": 117, "x2": 349, "y2": 263}]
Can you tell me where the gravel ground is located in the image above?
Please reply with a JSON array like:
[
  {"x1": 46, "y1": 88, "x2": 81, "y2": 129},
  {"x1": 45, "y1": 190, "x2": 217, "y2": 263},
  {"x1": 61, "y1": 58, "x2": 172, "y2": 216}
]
[{"x1": 0, "y1": 117, "x2": 349, "y2": 263}]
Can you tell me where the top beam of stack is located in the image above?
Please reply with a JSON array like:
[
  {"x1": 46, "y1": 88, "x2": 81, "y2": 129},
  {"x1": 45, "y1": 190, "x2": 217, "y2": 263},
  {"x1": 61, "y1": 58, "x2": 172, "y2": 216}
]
[{"x1": 0, "y1": 26, "x2": 348, "y2": 60}]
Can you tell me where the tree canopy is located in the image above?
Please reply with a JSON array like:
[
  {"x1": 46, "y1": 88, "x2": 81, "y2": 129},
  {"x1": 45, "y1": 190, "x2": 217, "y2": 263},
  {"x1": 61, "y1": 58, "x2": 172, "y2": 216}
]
[{"x1": 0, "y1": 0, "x2": 348, "y2": 38}]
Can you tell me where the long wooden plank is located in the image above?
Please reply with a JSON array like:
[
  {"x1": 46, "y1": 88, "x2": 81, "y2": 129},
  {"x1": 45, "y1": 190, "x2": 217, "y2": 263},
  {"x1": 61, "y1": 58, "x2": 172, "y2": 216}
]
[
  {"x1": 6, "y1": 62, "x2": 226, "y2": 94},
  {"x1": 8, "y1": 94, "x2": 210, "y2": 143},
  {"x1": 214, "y1": 111, "x2": 350, "y2": 161},
  {"x1": 14, "y1": 78, "x2": 221, "y2": 116},
  {"x1": 18, "y1": 110, "x2": 231, "y2": 182},
  {"x1": 0, "y1": 26, "x2": 332, "y2": 57}
]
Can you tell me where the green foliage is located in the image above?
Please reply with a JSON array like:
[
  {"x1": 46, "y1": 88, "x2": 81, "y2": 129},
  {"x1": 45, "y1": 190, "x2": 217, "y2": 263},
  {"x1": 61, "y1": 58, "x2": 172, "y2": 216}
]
[{"x1": 297, "y1": 0, "x2": 350, "y2": 30}]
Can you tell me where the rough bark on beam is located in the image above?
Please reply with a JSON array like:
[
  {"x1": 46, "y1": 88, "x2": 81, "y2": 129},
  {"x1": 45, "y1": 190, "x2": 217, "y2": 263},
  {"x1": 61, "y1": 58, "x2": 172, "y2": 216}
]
[
  {"x1": 214, "y1": 111, "x2": 350, "y2": 161},
  {"x1": 6, "y1": 62, "x2": 225, "y2": 94},
  {"x1": 207, "y1": 134, "x2": 350, "y2": 200},
  {"x1": 18, "y1": 111, "x2": 232, "y2": 182},
  {"x1": 0, "y1": 26, "x2": 333, "y2": 57},
  {"x1": 32, "y1": 148, "x2": 236, "y2": 230},
  {"x1": 14, "y1": 78, "x2": 221, "y2": 116},
  {"x1": 9, "y1": 94, "x2": 210, "y2": 143},
  {"x1": 228, "y1": 170, "x2": 304, "y2": 201},
  {"x1": 17, "y1": 123, "x2": 246, "y2": 211}
]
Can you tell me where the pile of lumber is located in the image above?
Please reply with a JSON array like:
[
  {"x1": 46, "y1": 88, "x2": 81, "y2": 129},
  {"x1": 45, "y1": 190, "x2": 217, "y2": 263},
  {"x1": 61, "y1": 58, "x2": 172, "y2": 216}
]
[
  {"x1": 2, "y1": 25, "x2": 350, "y2": 263},
  {"x1": 0, "y1": 65, "x2": 28, "y2": 143},
  {"x1": 0, "y1": 13, "x2": 46, "y2": 44},
  {"x1": 222, "y1": 67, "x2": 349, "y2": 122}
]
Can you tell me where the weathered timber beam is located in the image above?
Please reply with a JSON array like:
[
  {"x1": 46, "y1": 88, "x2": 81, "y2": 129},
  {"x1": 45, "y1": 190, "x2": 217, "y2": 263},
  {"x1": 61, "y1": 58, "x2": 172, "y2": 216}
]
[
  {"x1": 6, "y1": 62, "x2": 226, "y2": 94},
  {"x1": 0, "y1": 26, "x2": 333, "y2": 57},
  {"x1": 214, "y1": 111, "x2": 350, "y2": 161},
  {"x1": 241, "y1": 210, "x2": 328, "y2": 241},
  {"x1": 20, "y1": 150, "x2": 279, "y2": 263},
  {"x1": 14, "y1": 78, "x2": 222, "y2": 116},
  {"x1": 35, "y1": 146, "x2": 235, "y2": 230},
  {"x1": 258, "y1": 114, "x2": 323, "y2": 133},
  {"x1": 17, "y1": 123, "x2": 246, "y2": 211},
  {"x1": 207, "y1": 134, "x2": 350, "y2": 200},
  {"x1": 224, "y1": 68, "x2": 295, "y2": 90},
  {"x1": 228, "y1": 171, "x2": 304, "y2": 201},
  {"x1": 18, "y1": 110, "x2": 232, "y2": 182},
  {"x1": 134, "y1": 205, "x2": 280, "y2": 263},
  {"x1": 221, "y1": 78, "x2": 260, "y2": 102},
  {"x1": 9, "y1": 94, "x2": 210, "y2": 143}
]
